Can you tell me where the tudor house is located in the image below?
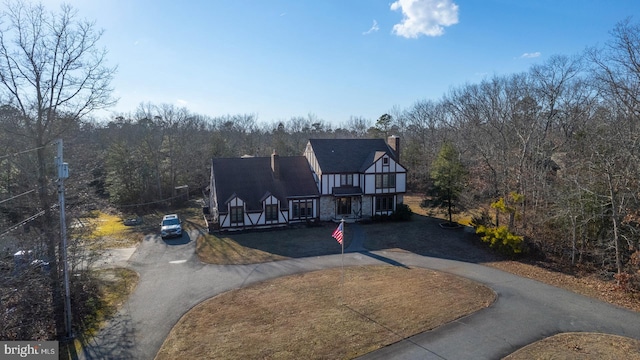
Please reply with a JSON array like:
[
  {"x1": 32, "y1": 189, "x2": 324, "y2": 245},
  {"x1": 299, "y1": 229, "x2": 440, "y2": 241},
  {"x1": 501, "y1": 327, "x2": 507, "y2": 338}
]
[
  {"x1": 207, "y1": 136, "x2": 406, "y2": 231},
  {"x1": 304, "y1": 137, "x2": 406, "y2": 222}
]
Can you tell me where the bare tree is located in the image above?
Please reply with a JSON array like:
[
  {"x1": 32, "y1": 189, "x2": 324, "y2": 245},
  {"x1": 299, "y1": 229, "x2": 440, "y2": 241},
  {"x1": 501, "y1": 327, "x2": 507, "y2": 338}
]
[
  {"x1": 0, "y1": 0, "x2": 116, "y2": 338},
  {"x1": 588, "y1": 18, "x2": 640, "y2": 120},
  {"x1": 342, "y1": 116, "x2": 370, "y2": 137},
  {"x1": 585, "y1": 19, "x2": 640, "y2": 279}
]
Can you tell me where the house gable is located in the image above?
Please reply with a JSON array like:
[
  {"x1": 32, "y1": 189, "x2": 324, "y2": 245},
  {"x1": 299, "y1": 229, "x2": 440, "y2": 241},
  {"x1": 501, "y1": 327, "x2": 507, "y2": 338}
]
[
  {"x1": 304, "y1": 137, "x2": 407, "y2": 221},
  {"x1": 306, "y1": 138, "x2": 406, "y2": 196}
]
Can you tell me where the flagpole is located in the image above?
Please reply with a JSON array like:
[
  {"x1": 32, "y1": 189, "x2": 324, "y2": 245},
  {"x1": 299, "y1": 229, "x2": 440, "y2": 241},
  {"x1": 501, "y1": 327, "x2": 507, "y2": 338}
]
[
  {"x1": 340, "y1": 218, "x2": 345, "y2": 302},
  {"x1": 332, "y1": 218, "x2": 346, "y2": 305}
]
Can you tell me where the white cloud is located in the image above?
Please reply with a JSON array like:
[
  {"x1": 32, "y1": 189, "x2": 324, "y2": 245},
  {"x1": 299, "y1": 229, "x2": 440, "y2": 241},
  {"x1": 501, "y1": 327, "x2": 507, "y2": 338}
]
[
  {"x1": 520, "y1": 52, "x2": 541, "y2": 58},
  {"x1": 363, "y1": 20, "x2": 379, "y2": 35},
  {"x1": 176, "y1": 99, "x2": 188, "y2": 106},
  {"x1": 390, "y1": 0, "x2": 459, "y2": 38}
]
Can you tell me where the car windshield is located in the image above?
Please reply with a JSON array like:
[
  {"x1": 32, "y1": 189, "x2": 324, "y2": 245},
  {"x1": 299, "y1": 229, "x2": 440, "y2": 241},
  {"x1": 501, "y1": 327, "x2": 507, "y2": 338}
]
[{"x1": 162, "y1": 219, "x2": 179, "y2": 226}]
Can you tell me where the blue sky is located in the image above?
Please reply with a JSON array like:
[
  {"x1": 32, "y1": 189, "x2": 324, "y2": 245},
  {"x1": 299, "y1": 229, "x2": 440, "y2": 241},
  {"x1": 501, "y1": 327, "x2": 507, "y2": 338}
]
[{"x1": 44, "y1": 0, "x2": 639, "y2": 125}]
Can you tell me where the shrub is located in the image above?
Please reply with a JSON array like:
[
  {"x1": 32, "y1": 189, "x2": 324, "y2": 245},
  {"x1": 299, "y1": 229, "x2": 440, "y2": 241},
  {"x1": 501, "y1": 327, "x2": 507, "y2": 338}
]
[
  {"x1": 470, "y1": 210, "x2": 493, "y2": 228},
  {"x1": 372, "y1": 214, "x2": 391, "y2": 222},
  {"x1": 372, "y1": 204, "x2": 413, "y2": 223},
  {"x1": 475, "y1": 225, "x2": 525, "y2": 255},
  {"x1": 391, "y1": 204, "x2": 413, "y2": 221}
]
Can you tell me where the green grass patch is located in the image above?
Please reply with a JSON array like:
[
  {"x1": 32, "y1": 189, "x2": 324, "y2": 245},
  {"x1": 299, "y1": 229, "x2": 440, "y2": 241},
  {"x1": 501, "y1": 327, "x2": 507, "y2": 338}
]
[
  {"x1": 87, "y1": 211, "x2": 130, "y2": 238},
  {"x1": 79, "y1": 211, "x2": 139, "y2": 249}
]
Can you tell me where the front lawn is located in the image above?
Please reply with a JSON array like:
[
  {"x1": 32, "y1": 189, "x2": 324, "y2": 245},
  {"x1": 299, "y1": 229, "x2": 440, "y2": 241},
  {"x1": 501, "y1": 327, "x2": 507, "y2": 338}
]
[{"x1": 197, "y1": 222, "x2": 351, "y2": 264}]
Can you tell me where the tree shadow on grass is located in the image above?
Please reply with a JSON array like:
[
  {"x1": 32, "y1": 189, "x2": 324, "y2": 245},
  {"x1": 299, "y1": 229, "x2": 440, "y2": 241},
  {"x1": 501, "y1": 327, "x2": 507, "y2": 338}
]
[{"x1": 76, "y1": 310, "x2": 136, "y2": 360}]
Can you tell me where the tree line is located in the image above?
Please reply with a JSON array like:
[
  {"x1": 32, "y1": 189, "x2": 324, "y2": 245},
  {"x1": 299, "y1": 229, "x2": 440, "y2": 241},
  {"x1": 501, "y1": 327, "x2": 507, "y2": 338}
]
[{"x1": 1, "y1": 0, "x2": 640, "y2": 343}]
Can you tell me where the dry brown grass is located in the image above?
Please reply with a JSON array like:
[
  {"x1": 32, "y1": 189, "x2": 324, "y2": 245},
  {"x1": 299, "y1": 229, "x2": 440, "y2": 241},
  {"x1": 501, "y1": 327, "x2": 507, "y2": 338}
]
[
  {"x1": 155, "y1": 266, "x2": 495, "y2": 360},
  {"x1": 197, "y1": 223, "x2": 351, "y2": 264},
  {"x1": 403, "y1": 194, "x2": 476, "y2": 225},
  {"x1": 503, "y1": 332, "x2": 640, "y2": 359},
  {"x1": 96, "y1": 267, "x2": 139, "y2": 310}
]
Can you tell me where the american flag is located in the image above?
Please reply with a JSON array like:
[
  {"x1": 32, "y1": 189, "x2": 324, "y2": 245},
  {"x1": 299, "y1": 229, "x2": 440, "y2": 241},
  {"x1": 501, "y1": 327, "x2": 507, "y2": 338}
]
[{"x1": 332, "y1": 222, "x2": 344, "y2": 245}]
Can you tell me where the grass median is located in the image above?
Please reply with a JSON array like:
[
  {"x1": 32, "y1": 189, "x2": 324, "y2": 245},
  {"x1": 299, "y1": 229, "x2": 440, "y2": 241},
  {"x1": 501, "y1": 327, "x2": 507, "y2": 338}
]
[{"x1": 156, "y1": 265, "x2": 495, "y2": 360}]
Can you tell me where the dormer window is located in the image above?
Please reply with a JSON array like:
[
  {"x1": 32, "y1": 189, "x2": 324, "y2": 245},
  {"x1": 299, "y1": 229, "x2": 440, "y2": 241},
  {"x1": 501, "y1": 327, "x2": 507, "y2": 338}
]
[
  {"x1": 265, "y1": 204, "x2": 278, "y2": 221},
  {"x1": 383, "y1": 157, "x2": 389, "y2": 165},
  {"x1": 230, "y1": 206, "x2": 244, "y2": 224}
]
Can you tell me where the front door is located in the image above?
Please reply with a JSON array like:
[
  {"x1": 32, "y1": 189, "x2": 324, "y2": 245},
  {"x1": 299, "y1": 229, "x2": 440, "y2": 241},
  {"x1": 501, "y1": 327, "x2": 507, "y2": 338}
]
[{"x1": 337, "y1": 197, "x2": 351, "y2": 216}]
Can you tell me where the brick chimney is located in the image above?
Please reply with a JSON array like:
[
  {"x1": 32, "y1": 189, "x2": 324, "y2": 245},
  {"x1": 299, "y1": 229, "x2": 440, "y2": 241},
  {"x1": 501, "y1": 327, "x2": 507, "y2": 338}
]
[
  {"x1": 387, "y1": 135, "x2": 400, "y2": 162},
  {"x1": 271, "y1": 150, "x2": 280, "y2": 179}
]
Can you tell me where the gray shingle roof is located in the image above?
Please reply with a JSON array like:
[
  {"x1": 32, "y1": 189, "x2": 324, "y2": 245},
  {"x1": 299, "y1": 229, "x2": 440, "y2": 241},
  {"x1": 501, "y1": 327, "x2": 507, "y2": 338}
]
[
  {"x1": 212, "y1": 156, "x2": 319, "y2": 213},
  {"x1": 308, "y1": 138, "x2": 397, "y2": 173}
]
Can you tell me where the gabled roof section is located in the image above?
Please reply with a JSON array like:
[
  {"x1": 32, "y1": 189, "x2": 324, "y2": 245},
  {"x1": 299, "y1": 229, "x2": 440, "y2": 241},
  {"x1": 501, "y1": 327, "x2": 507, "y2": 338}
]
[
  {"x1": 212, "y1": 156, "x2": 319, "y2": 212},
  {"x1": 308, "y1": 138, "x2": 397, "y2": 173}
]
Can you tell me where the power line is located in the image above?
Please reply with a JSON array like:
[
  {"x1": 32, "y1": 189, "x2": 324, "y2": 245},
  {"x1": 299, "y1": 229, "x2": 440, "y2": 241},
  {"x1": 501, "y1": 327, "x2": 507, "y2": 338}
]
[
  {"x1": 0, "y1": 210, "x2": 46, "y2": 237},
  {"x1": 0, "y1": 145, "x2": 48, "y2": 160},
  {"x1": 0, "y1": 189, "x2": 36, "y2": 204},
  {"x1": 119, "y1": 193, "x2": 187, "y2": 208},
  {"x1": 0, "y1": 203, "x2": 60, "y2": 238}
]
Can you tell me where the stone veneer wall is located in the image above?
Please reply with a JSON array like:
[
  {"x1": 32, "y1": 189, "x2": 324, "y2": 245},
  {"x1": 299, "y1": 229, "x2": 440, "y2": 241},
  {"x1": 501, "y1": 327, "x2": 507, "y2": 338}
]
[
  {"x1": 320, "y1": 194, "x2": 401, "y2": 220},
  {"x1": 361, "y1": 195, "x2": 373, "y2": 217},
  {"x1": 319, "y1": 196, "x2": 334, "y2": 221}
]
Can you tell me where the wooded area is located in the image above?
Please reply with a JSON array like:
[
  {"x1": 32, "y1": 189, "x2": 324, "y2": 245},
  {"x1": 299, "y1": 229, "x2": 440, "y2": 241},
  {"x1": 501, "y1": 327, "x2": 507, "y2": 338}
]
[{"x1": 1, "y1": 0, "x2": 640, "y2": 343}]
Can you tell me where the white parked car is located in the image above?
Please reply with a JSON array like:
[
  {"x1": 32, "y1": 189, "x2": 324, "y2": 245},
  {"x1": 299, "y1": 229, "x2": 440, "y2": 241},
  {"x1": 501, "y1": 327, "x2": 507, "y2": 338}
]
[{"x1": 160, "y1": 214, "x2": 182, "y2": 239}]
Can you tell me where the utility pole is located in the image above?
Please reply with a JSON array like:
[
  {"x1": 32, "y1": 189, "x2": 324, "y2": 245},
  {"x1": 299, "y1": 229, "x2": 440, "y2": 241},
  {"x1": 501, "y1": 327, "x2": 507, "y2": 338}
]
[{"x1": 55, "y1": 139, "x2": 73, "y2": 339}]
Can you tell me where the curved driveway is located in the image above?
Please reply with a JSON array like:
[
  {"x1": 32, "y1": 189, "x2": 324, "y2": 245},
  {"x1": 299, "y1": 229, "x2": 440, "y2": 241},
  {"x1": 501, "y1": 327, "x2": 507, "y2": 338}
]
[{"x1": 80, "y1": 225, "x2": 640, "y2": 360}]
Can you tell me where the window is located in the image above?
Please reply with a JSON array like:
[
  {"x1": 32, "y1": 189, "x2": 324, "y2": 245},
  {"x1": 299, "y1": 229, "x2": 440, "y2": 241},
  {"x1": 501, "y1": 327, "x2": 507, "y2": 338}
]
[
  {"x1": 376, "y1": 196, "x2": 395, "y2": 212},
  {"x1": 230, "y1": 206, "x2": 243, "y2": 224},
  {"x1": 383, "y1": 157, "x2": 389, "y2": 165},
  {"x1": 265, "y1": 204, "x2": 278, "y2": 221},
  {"x1": 375, "y1": 173, "x2": 396, "y2": 189},
  {"x1": 337, "y1": 197, "x2": 351, "y2": 215},
  {"x1": 340, "y1": 174, "x2": 353, "y2": 186},
  {"x1": 292, "y1": 200, "x2": 313, "y2": 219}
]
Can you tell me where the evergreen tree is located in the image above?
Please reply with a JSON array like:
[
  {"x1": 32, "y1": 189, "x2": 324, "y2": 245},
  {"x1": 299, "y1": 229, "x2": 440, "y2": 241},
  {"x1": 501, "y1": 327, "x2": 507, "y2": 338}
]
[{"x1": 430, "y1": 142, "x2": 466, "y2": 224}]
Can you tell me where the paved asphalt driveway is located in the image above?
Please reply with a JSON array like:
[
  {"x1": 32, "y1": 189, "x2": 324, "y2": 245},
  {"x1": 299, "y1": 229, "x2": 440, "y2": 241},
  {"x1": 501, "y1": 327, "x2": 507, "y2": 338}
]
[{"x1": 80, "y1": 225, "x2": 640, "y2": 360}]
